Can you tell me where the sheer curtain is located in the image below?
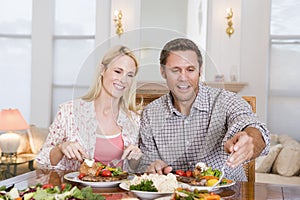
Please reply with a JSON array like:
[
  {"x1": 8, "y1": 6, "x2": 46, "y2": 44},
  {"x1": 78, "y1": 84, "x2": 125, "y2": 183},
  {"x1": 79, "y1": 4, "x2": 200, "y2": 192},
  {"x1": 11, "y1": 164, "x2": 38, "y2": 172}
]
[
  {"x1": 0, "y1": 0, "x2": 32, "y2": 121},
  {"x1": 268, "y1": 0, "x2": 300, "y2": 140},
  {"x1": 52, "y1": 0, "x2": 96, "y2": 118}
]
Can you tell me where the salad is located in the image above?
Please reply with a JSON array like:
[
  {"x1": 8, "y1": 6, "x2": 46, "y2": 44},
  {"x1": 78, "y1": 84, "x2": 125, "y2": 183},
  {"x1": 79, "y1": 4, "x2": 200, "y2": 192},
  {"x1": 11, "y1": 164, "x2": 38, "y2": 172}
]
[
  {"x1": 172, "y1": 188, "x2": 221, "y2": 200},
  {"x1": 175, "y1": 162, "x2": 233, "y2": 187},
  {"x1": 0, "y1": 183, "x2": 105, "y2": 200}
]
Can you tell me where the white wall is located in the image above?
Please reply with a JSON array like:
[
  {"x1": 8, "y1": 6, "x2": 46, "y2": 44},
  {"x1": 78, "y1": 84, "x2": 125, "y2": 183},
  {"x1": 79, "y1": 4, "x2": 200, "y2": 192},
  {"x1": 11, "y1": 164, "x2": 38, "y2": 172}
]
[
  {"x1": 206, "y1": 0, "x2": 242, "y2": 82},
  {"x1": 30, "y1": 0, "x2": 54, "y2": 127},
  {"x1": 239, "y1": 0, "x2": 271, "y2": 123}
]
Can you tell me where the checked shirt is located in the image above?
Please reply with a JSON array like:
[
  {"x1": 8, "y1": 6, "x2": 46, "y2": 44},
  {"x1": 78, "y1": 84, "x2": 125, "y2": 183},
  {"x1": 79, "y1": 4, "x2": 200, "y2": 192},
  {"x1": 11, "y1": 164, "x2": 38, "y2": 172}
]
[{"x1": 138, "y1": 84, "x2": 270, "y2": 181}]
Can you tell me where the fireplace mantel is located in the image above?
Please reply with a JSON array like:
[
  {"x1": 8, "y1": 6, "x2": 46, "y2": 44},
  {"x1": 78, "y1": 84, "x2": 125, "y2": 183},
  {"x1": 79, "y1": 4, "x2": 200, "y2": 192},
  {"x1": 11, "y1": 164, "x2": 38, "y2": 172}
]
[
  {"x1": 137, "y1": 81, "x2": 247, "y2": 94},
  {"x1": 136, "y1": 81, "x2": 248, "y2": 105}
]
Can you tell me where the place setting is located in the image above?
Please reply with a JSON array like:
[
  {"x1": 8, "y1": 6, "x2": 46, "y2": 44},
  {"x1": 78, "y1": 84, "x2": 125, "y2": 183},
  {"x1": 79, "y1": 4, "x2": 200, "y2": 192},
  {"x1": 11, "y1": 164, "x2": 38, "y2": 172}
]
[{"x1": 63, "y1": 158, "x2": 235, "y2": 200}]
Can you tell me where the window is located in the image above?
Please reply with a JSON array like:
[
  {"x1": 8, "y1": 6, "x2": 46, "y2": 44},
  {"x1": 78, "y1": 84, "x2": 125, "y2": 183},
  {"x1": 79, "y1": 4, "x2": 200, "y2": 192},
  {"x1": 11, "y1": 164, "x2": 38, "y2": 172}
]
[
  {"x1": 268, "y1": 0, "x2": 300, "y2": 137},
  {"x1": 0, "y1": 0, "x2": 32, "y2": 121},
  {"x1": 52, "y1": 0, "x2": 96, "y2": 117}
]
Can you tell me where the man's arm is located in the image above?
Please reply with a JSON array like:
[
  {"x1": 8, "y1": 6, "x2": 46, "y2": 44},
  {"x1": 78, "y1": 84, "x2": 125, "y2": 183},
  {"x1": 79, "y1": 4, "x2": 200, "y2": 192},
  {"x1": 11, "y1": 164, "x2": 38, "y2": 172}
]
[
  {"x1": 138, "y1": 108, "x2": 163, "y2": 172},
  {"x1": 244, "y1": 127, "x2": 266, "y2": 159},
  {"x1": 225, "y1": 127, "x2": 266, "y2": 168}
]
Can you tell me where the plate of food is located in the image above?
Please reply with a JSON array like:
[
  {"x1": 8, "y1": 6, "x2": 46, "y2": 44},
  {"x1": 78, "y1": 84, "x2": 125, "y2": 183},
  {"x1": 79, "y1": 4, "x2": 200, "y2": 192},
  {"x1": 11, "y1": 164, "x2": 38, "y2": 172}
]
[
  {"x1": 155, "y1": 188, "x2": 222, "y2": 200},
  {"x1": 175, "y1": 162, "x2": 235, "y2": 191},
  {"x1": 64, "y1": 159, "x2": 128, "y2": 187},
  {"x1": 119, "y1": 173, "x2": 180, "y2": 200}
]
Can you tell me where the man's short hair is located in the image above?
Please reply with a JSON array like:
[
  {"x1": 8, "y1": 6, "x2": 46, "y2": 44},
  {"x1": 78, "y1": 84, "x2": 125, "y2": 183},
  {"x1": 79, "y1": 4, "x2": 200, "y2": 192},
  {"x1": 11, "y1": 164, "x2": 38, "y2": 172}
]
[{"x1": 160, "y1": 38, "x2": 203, "y2": 67}]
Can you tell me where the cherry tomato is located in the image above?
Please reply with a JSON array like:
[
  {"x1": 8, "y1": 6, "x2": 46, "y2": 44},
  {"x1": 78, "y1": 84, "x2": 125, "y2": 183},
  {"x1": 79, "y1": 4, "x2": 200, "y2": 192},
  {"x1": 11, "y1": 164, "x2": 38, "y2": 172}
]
[
  {"x1": 186, "y1": 170, "x2": 192, "y2": 177},
  {"x1": 101, "y1": 169, "x2": 112, "y2": 177},
  {"x1": 78, "y1": 173, "x2": 86, "y2": 180},
  {"x1": 175, "y1": 170, "x2": 186, "y2": 176},
  {"x1": 42, "y1": 183, "x2": 54, "y2": 189}
]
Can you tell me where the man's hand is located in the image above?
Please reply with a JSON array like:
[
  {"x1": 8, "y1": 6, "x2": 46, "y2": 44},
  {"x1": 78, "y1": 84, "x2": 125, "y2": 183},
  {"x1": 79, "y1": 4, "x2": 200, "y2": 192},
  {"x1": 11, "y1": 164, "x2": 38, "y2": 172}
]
[
  {"x1": 224, "y1": 127, "x2": 266, "y2": 168},
  {"x1": 146, "y1": 159, "x2": 172, "y2": 175}
]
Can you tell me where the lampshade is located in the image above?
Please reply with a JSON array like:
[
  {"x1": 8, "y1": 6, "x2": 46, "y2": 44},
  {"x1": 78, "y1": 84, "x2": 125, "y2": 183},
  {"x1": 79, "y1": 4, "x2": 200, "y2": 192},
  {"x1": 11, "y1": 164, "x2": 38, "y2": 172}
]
[
  {"x1": 0, "y1": 109, "x2": 29, "y2": 156},
  {"x1": 0, "y1": 109, "x2": 29, "y2": 131}
]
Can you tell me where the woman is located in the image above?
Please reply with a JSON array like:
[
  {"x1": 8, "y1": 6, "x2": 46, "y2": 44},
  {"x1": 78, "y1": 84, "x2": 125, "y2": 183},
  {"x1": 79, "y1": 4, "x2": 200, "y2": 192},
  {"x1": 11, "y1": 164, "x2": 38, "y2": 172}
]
[{"x1": 36, "y1": 46, "x2": 142, "y2": 172}]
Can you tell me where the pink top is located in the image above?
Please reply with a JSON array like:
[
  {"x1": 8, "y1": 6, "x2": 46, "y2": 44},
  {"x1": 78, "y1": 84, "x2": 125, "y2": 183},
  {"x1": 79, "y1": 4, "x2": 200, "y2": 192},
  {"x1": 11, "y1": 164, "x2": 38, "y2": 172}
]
[
  {"x1": 36, "y1": 99, "x2": 140, "y2": 171},
  {"x1": 94, "y1": 132, "x2": 124, "y2": 167}
]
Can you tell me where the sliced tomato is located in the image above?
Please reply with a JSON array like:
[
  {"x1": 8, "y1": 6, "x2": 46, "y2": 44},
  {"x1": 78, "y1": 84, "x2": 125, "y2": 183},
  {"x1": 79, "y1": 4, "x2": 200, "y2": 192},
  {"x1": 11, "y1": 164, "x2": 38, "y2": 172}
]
[
  {"x1": 175, "y1": 170, "x2": 186, "y2": 176},
  {"x1": 101, "y1": 169, "x2": 112, "y2": 177},
  {"x1": 186, "y1": 170, "x2": 192, "y2": 177},
  {"x1": 42, "y1": 183, "x2": 54, "y2": 189},
  {"x1": 61, "y1": 183, "x2": 66, "y2": 191},
  {"x1": 95, "y1": 167, "x2": 102, "y2": 176},
  {"x1": 78, "y1": 173, "x2": 86, "y2": 180}
]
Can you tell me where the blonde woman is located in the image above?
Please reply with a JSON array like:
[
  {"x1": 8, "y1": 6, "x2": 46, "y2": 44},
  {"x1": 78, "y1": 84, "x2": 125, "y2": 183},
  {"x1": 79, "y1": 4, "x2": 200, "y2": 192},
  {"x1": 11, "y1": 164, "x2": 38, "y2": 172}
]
[{"x1": 36, "y1": 46, "x2": 142, "y2": 172}]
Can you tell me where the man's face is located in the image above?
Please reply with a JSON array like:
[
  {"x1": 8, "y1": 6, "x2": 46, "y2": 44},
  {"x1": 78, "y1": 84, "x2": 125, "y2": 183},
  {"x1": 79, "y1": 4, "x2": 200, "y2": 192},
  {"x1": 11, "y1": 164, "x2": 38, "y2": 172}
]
[{"x1": 161, "y1": 50, "x2": 200, "y2": 104}]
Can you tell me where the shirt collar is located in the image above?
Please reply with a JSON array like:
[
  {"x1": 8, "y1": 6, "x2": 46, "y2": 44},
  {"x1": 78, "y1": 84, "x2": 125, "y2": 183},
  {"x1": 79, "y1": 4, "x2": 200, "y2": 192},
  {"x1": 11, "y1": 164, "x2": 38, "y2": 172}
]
[{"x1": 165, "y1": 82, "x2": 210, "y2": 118}]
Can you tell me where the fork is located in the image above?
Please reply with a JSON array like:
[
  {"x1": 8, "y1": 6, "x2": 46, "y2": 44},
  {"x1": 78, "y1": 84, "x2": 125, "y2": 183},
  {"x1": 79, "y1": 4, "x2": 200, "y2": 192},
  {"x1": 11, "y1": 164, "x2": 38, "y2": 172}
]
[
  {"x1": 209, "y1": 152, "x2": 234, "y2": 191},
  {"x1": 107, "y1": 159, "x2": 124, "y2": 167}
]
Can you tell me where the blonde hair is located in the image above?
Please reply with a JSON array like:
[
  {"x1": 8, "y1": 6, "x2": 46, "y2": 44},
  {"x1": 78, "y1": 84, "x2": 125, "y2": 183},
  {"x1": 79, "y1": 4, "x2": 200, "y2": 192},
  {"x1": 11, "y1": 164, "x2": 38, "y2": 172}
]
[{"x1": 82, "y1": 45, "x2": 142, "y2": 114}]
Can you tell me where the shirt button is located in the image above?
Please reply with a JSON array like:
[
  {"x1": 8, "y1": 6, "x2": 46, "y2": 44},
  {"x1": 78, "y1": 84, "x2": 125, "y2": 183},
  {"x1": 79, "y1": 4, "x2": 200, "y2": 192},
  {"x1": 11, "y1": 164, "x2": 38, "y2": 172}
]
[
  {"x1": 186, "y1": 141, "x2": 190, "y2": 145},
  {"x1": 185, "y1": 120, "x2": 189, "y2": 124}
]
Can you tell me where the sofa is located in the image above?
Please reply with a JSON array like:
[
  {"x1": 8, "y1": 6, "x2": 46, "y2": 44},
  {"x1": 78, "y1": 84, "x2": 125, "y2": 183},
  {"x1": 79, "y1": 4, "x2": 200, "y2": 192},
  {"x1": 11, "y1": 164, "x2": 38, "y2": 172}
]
[
  {"x1": 255, "y1": 134, "x2": 300, "y2": 185},
  {"x1": 0, "y1": 124, "x2": 49, "y2": 157}
]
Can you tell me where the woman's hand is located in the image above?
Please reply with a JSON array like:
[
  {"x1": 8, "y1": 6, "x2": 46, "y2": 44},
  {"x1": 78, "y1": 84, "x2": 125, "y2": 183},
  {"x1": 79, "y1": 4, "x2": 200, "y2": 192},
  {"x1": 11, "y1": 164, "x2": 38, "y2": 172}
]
[
  {"x1": 58, "y1": 141, "x2": 89, "y2": 162},
  {"x1": 122, "y1": 144, "x2": 142, "y2": 160}
]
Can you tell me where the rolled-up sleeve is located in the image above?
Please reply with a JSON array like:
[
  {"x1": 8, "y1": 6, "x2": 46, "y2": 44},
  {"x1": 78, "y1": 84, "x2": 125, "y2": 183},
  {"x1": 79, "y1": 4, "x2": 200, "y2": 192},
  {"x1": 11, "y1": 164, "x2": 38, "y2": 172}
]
[{"x1": 36, "y1": 103, "x2": 81, "y2": 170}]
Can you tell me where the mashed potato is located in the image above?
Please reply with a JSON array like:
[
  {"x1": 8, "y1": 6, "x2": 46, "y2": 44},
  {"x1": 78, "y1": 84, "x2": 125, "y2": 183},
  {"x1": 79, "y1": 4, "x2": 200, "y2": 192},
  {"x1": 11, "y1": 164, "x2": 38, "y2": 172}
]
[{"x1": 130, "y1": 173, "x2": 178, "y2": 192}]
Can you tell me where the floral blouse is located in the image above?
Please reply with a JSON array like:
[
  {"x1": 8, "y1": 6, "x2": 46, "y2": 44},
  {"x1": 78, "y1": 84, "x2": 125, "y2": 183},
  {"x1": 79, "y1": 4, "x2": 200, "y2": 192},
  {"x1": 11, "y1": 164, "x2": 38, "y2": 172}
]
[{"x1": 36, "y1": 99, "x2": 140, "y2": 171}]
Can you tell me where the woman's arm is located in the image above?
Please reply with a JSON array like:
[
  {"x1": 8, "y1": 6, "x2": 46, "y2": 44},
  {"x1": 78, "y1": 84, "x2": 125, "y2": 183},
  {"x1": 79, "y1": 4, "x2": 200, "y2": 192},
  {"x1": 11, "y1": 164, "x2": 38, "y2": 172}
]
[
  {"x1": 128, "y1": 159, "x2": 141, "y2": 170},
  {"x1": 122, "y1": 144, "x2": 142, "y2": 170},
  {"x1": 50, "y1": 144, "x2": 64, "y2": 166}
]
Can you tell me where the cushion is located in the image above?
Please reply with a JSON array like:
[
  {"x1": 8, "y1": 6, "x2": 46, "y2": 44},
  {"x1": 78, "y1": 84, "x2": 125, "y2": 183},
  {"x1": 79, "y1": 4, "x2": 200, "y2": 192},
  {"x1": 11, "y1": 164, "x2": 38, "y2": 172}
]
[
  {"x1": 278, "y1": 134, "x2": 300, "y2": 149},
  {"x1": 270, "y1": 134, "x2": 279, "y2": 146},
  {"x1": 255, "y1": 143, "x2": 283, "y2": 173},
  {"x1": 272, "y1": 146, "x2": 300, "y2": 176},
  {"x1": 16, "y1": 130, "x2": 32, "y2": 154},
  {"x1": 27, "y1": 124, "x2": 49, "y2": 154}
]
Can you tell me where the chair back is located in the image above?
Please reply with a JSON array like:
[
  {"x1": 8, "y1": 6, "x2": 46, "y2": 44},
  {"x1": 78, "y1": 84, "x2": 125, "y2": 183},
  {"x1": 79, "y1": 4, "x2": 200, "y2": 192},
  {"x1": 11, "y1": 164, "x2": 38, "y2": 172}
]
[{"x1": 242, "y1": 96, "x2": 256, "y2": 182}]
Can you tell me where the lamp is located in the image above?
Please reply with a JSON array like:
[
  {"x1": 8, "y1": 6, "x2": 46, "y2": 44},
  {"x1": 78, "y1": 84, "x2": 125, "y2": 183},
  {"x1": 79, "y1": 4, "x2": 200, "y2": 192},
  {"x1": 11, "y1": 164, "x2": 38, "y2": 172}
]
[
  {"x1": 114, "y1": 10, "x2": 124, "y2": 36},
  {"x1": 0, "y1": 109, "x2": 29, "y2": 159},
  {"x1": 226, "y1": 8, "x2": 234, "y2": 37}
]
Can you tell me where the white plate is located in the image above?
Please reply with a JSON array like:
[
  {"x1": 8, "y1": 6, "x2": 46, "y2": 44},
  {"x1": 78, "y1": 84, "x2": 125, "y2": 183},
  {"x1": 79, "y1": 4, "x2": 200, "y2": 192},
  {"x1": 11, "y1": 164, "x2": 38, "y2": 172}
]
[
  {"x1": 154, "y1": 197, "x2": 172, "y2": 200},
  {"x1": 189, "y1": 180, "x2": 236, "y2": 191},
  {"x1": 119, "y1": 181, "x2": 173, "y2": 200},
  {"x1": 64, "y1": 172, "x2": 122, "y2": 187}
]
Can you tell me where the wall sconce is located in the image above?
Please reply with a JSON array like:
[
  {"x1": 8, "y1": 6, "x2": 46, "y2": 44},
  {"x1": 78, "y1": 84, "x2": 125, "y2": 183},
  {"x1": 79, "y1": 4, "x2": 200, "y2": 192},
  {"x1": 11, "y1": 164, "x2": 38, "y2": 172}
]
[
  {"x1": 226, "y1": 8, "x2": 234, "y2": 37},
  {"x1": 114, "y1": 10, "x2": 124, "y2": 36}
]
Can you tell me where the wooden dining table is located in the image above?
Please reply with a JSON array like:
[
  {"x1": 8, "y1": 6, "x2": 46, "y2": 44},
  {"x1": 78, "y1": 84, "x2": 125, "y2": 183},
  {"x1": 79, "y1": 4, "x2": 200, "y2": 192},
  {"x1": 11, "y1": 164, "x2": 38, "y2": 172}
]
[{"x1": 0, "y1": 169, "x2": 299, "y2": 200}]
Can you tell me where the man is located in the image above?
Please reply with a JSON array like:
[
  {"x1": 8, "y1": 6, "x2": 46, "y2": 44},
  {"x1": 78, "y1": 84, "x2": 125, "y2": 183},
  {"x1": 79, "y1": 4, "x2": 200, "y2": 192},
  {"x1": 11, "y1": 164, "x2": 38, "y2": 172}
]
[{"x1": 138, "y1": 38, "x2": 270, "y2": 181}]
